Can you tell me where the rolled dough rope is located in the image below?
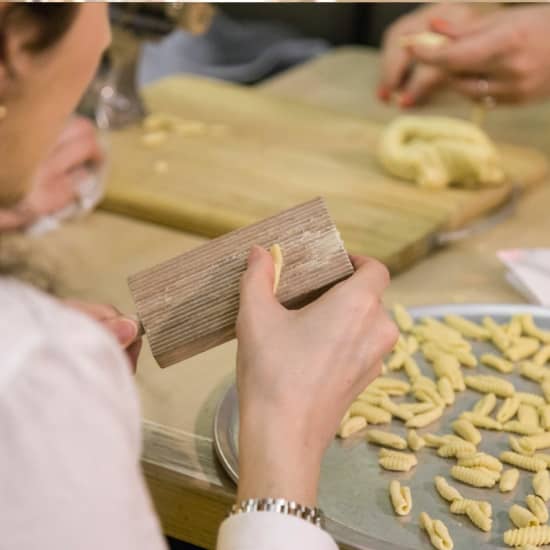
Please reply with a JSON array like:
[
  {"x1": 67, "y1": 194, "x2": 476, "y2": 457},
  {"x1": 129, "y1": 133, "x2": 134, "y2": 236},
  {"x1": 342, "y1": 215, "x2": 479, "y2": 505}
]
[
  {"x1": 270, "y1": 244, "x2": 283, "y2": 293},
  {"x1": 377, "y1": 115, "x2": 505, "y2": 189}
]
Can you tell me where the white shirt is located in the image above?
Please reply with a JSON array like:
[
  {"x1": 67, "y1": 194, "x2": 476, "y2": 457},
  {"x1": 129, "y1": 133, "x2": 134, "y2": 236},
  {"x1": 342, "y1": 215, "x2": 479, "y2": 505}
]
[{"x1": 0, "y1": 279, "x2": 337, "y2": 550}]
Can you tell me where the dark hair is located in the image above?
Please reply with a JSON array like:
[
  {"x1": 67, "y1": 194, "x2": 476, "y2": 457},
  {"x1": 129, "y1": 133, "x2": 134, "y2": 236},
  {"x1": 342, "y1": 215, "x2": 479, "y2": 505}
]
[{"x1": 0, "y1": 4, "x2": 79, "y2": 59}]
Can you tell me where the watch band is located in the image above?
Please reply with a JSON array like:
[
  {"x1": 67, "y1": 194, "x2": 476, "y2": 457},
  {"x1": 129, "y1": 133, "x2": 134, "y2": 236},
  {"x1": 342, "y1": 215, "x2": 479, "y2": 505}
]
[{"x1": 230, "y1": 498, "x2": 325, "y2": 528}]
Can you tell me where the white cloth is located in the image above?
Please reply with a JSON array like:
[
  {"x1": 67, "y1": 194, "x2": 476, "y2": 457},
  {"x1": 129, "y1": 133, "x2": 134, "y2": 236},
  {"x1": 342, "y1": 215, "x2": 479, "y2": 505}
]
[{"x1": 0, "y1": 278, "x2": 337, "y2": 550}]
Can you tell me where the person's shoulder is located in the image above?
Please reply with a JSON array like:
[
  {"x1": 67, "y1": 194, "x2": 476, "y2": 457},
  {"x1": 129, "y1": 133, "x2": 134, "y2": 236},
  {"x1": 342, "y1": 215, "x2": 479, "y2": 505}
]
[{"x1": 0, "y1": 278, "x2": 133, "y2": 395}]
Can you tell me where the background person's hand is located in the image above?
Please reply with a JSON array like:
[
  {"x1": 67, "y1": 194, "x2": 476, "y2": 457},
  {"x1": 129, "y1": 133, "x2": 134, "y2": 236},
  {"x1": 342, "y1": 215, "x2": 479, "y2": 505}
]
[
  {"x1": 63, "y1": 300, "x2": 142, "y2": 371},
  {"x1": 235, "y1": 246, "x2": 398, "y2": 506},
  {"x1": 378, "y1": 3, "x2": 490, "y2": 108},
  {"x1": 409, "y1": 6, "x2": 550, "y2": 105},
  {"x1": 0, "y1": 116, "x2": 103, "y2": 231}
]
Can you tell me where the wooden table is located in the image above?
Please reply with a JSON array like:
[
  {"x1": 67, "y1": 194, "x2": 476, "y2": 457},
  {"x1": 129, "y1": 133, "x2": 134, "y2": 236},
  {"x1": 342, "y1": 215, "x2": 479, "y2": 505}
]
[{"x1": 34, "y1": 47, "x2": 550, "y2": 549}]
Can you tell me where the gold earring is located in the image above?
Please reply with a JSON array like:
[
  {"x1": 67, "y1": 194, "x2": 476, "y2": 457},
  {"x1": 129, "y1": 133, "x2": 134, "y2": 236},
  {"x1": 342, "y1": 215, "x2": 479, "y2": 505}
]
[{"x1": 0, "y1": 105, "x2": 6, "y2": 120}]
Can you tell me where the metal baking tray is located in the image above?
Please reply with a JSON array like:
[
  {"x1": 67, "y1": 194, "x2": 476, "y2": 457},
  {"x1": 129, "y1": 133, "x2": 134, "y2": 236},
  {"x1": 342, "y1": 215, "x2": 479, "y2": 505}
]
[{"x1": 214, "y1": 304, "x2": 550, "y2": 549}]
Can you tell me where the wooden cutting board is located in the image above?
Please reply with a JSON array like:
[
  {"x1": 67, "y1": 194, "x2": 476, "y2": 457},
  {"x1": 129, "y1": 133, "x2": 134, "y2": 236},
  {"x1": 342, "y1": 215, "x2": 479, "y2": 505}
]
[{"x1": 102, "y1": 76, "x2": 548, "y2": 272}]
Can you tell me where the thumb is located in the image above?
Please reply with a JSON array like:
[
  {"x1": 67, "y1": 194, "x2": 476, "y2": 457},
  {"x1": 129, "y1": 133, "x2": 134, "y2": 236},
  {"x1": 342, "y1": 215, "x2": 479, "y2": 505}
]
[
  {"x1": 104, "y1": 317, "x2": 140, "y2": 348},
  {"x1": 239, "y1": 245, "x2": 281, "y2": 313}
]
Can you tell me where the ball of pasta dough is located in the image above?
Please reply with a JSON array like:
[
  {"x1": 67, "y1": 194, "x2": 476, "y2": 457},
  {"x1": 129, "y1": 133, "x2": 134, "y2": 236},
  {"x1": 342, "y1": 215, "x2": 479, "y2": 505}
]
[{"x1": 377, "y1": 115, "x2": 505, "y2": 189}]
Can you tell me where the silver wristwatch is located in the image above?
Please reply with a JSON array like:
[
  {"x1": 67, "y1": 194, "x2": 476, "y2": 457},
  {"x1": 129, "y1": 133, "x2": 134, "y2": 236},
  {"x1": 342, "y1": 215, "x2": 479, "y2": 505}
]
[{"x1": 230, "y1": 498, "x2": 325, "y2": 528}]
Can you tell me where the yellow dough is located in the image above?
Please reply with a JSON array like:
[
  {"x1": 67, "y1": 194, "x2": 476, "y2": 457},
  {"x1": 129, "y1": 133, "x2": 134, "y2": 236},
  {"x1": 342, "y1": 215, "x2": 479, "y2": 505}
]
[{"x1": 377, "y1": 116, "x2": 505, "y2": 189}]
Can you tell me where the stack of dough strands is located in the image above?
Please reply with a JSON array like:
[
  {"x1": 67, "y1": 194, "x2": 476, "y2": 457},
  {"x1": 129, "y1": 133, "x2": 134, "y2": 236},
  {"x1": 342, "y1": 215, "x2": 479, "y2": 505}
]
[{"x1": 128, "y1": 197, "x2": 354, "y2": 367}]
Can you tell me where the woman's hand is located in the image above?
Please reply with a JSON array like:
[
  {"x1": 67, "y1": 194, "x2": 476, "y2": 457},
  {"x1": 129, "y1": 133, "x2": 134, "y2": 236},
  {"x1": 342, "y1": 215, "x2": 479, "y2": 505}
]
[
  {"x1": 378, "y1": 3, "x2": 490, "y2": 107},
  {"x1": 236, "y1": 246, "x2": 398, "y2": 507},
  {"x1": 63, "y1": 300, "x2": 142, "y2": 371},
  {"x1": 0, "y1": 116, "x2": 103, "y2": 230},
  {"x1": 409, "y1": 6, "x2": 550, "y2": 105}
]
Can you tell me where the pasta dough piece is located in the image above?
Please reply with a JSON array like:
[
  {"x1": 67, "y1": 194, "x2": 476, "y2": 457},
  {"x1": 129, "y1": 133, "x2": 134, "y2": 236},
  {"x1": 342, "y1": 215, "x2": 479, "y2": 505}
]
[
  {"x1": 339, "y1": 416, "x2": 367, "y2": 438},
  {"x1": 507, "y1": 316, "x2": 524, "y2": 339},
  {"x1": 407, "y1": 429, "x2": 426, "y2": 451},
  {"x1": 465, "y1": 502, "x2": 493, "y2": 532},
  {"x1": 370, "y1": 377, "x2": 410, "y2": 396},
  {"x1": 516, "y1": 393, "x2": 546, "y2": 408},
  {"x1": 506, "y1": 338, "x2": 541, "y2": 362},
  {"x1": 400, "y1": 31, "x2": 449, "y2": 48},
  {"x1": 406, "y1": 406, "x2": 444, "y2": 428},
  {"x1": 465, "y1": 375, "x2": 515, "y2": 397},
  {"x1": 498, "y1": 396, "x2": 522, "y2": 424},
  {"x1": 458, "y1": 452, "x2": 503, "y2": 472},
  {"x1": 504, "y1": 421, "x2": 544, "y2": 436},
  {"x1": 403, "y1": 356, "x2": 422, "y2": 382},
  {"x1": 350, "y1": 401, "x2": 392, "y2": 424},
  {"x1": 420, "y1": 512, "x2": 454, "y2": 550},
  {"x1": 481, "y1": 353, "x2": 514, "y2": 374},
  {"x1": 526, "y1": 494, "x2": 549, "y2": 523},
  {"x1": 472, "y1": 393, "x2": 498, "y2": 416},
  {"x1": 522, "y1": 315, "x2": 550, "y2": 344},
  {"x1": 541, "y1": 379, "x2": 550, "y2": 403},
  {"x1": 437, "y1": 377, "x2": 455, "y2": 406},
  {"x1": 433, "y1": 355, "x2": 465, "y2": 391},
  {"x1": 534, "y1": 453, "x2": 550, "y2": 468},
  {"x1": 532, "y1": 469, "x2": 550, "y2": 501},
  {"x1": 366, "y1": 429, "x2": 407, "y2": 450},
  {"x1": 379, "y1": 449, "x2": 418, "y2": 472},
  {"x1": 393, "y1": 304, "x2": 414, "y2": 332},
  {"x1": 414, "y1": 387, "x2": 445, "y2": 408},
  {"x1": 434, "y1": 476, "x2": 463, "y2": 502},
  {"x1": 387, "y1": 350, "x2": 407, "y2": 371},
  {"x1": 451, "y1": 465, "x2": 497, "y2": 488},
  {"x1": 450, "y1": 498, "x2": 491, "y2": 517},
  {"x1": 483, "y1": 316, "x2": 511, "y2": 352},
  {"x1": 270, "y1": 244, "x2": 283, "y2": 293},
  {"x1": 460, "y1": 412, "x2": 503, "y2": 431},
  {"x1": 520, "y1": 362, "x2": 550, "y2": 383},
  {"x1": 510, "y1": 436, "x2": 535, "y2": 456},
  {"x1": 377, "y1": 116, "x2": 504, "y2": 190},
  {"x1": 452, "y1": 418, "x2": 481, "y2": 445},
  {"x1": 444, "y1": 315, "x2": 489, "y2": 340},
  {"x1": 539, "y1": 404, "x2": 550, "y2": 430},
  {"x1": 500, "y1": 452, "x2": 547, "y2": 472},
  {"x1": 379, "y1": 397, "x2": 414, "y2": 422},
  {"x1": 509, "y1": 504, "x2": 540, "y2": 528},
  {"x1": 534, "y1": 345, "x2": 550, "y2": 366},
  {"x1": 437, "y1": 440, "x2": 476, "y2": 458},
  {"x1": 518, "y1": 405, "x2": 540, "y2": 429},
  {"x1": 400, "y1": 402, "x2": 435, "y2": 415},
  {"x1": 504, "y1": 525, "x2": 550, "y2": 546},
  {"x1": 389, "y1": 480, "x2": 412, "y2": 516},
  {"x1": 500, "y1": 469, "x2": 520, "y2": 492}
]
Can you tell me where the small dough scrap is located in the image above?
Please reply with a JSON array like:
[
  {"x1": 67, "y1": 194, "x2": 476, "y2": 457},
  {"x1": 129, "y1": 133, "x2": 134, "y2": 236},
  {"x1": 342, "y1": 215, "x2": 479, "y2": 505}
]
[{"x1": 270, "y1": 244, "x2": 283, "y2": 293}]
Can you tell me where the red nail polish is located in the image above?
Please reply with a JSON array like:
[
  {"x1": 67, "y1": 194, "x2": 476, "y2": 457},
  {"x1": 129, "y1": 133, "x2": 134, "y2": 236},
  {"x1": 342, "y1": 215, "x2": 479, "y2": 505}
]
[
  {"x1": 430, "y1": 17, "x2": 450, "y2": 33},
  {"x1": 377, "y1": 86, "x2": 390, "y2": 101}
]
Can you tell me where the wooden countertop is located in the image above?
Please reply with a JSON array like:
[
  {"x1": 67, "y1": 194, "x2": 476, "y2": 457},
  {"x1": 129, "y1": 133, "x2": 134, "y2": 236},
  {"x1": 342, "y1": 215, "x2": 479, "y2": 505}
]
[{"x1": 34, "y1": 46, "x2": 550, "y2": 549}]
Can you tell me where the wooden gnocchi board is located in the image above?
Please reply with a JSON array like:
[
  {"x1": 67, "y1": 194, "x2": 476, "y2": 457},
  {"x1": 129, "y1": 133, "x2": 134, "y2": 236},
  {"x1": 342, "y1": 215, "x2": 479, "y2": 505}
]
[{"x1": 102, "y1": 76, "x2": 548, "y2": 273}]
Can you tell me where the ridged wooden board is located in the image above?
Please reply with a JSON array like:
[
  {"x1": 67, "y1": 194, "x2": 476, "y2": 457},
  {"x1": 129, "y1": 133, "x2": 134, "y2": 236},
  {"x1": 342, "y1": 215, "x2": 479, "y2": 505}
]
[
  {"x1": 103, "y1": 76, "x2": 548, "y2": 273},
  {"x1": 129, "y1": 198, "x2": 353, "y2": 367}
]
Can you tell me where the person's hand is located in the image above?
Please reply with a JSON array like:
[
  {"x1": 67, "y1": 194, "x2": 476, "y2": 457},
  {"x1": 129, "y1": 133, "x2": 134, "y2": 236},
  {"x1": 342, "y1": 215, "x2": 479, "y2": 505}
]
[
  {"x1": 235, "y1": 246, "x2": 398, "y2": 506},
  {"x1": 0, "y1": 116, "x2": 103, "y2": 231},
  {"x1": 379, "y1": 3, "x2": 489, "y2": 107},
  {"x1": 63, "y1": 300, "x2": 142, "y2": 372},
  {"x1": 409, "y1": 6, "x2": 550, "y2": 105}
]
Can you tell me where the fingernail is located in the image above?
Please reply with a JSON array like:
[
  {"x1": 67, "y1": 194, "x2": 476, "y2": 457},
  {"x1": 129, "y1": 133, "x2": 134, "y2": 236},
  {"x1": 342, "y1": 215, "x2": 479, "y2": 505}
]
[
  {"x1": 111, "y1": 318, "x2": 138, "y2": 347},
  {"x1": 248, "y1": 245, "x2": 264, "y2": 265},
  {"x1": 430, "y1": 17, "x2": 450, "y2": 33},
  {"x1": 377, "y1": 86, "x2": 390, "y2": 101},
  {"x1": 399, "y1": 92, "x2": 415, "y2": 108}
]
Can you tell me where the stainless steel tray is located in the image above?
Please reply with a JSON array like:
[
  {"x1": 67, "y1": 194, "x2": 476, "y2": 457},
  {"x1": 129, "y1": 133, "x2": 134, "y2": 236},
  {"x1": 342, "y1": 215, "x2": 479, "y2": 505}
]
[{"x1": 214, "y1": 304, "x2": 550, "y2": 549}]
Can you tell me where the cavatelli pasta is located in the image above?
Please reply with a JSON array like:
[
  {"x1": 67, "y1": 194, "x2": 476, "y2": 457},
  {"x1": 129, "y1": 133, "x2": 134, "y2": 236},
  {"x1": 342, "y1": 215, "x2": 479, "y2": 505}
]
[
  {"x1": 452, "y1": 418, "x2": 481, "y2": 445},
  {"x1": 497, "y1": 396, "x2": 522, "y2": 424},
  {"x1": 540, "y1": 405, "x2": 550, "y2": 430},
  {"x1": 393, "y1": 304, "x2": 414, "y2": 333},
  {"x1": 379, "y1": 397, "x2": 414, "y2": 422},
  {"x1": 506, "y1": 338, "x2": 541, "y2": 362},
  {"x1": 520, "y1": 362, "x2": 550, "y2": 383},
  {"x1": 509, "y1": 504, "x2": 540, "y2": 528},
  {"x1": 338, "y1": 416, "x2": 367, "y2": 438},
  {"x1": 387, "y1": 350, "x2": 407, "y2": 371},
  {"x1": 510, "y1": 436, "x2": 535, "y2": 456},
  {"x1": 500, "y1": 468, "x2": 520, "y2": 492},
  {"x1": 433, "y1": 355, "x2": 465, "y2": 391},
  {"x1": 449, "y1": 499, "x2": 491, "y2": 517},
  {"x1": 465, "y1": 375, "x2": 515, "y2": 398},
  {"x1": 420, "y1": 512, "x2": 454, "y2": 550},
  {"x1": 437, "y1": 377, "x2": 455, "y2": 406},
  {"x1": 366, "y1": 429, "x2": 407, "y2": 450},
  {"x1": 481, "y1": 353, "x2": 514, "y2": 374},
  {"x1": 406, "y1": 406, "x2": 444, "y2": 428},
  {"x1": 534, "y1": 345, "x2": 550, "y2": 367},
  {"x1": 437, "y1": 440, "x2": 477, "y2": 458},
  {"x1": 379, "y1": 449, "x2": 417, "y2": 472},
  {"x1": 403, "y1": 356, "x2": 422, "y2": 382},
  {"x1": 519, "y1": 433, "x2": 550, "y2": 452},
  {"x1": 500, "y1": 452, "x2": 547, "y2": 472},
  {"x1": 434, "y1": 476, "x2": 463, "y2": 502},
  {"x1": 350, "y1": 401, "x2": 392, "y2": 424},
  {"x1": 465, "y1": 502, "x2": 492, "y2": 532},
  {"x1": 399, "y1": 402, "x2": 435, "y2": 415},
  {"x1": 458, "y1": 452, "x2": 503, "y2": 472},
  {"x1": 526, "y1": 495, "x2": 549, "y2": 524},
  {"x1": 444, "y1": 315, "x2": 489, "y2": 340},
  {"x1": 503, "y1": 525, "x2": 550, "y2": 547},
  {"x1": 483, "y1": 316, "x2": 511, "y2": 352},
  {"x1": 518, "y1": 405, "x2": 540, "y2": 428},
  {"x1": 451, "y1": 465, "x2": 497, "y2": 488},
  {"x1": 522, "y1": 315, "x2": 550, "y2": 344},
  {"x1": 472, "y1": 393, "x2": 498, "y2": 416},
  {"x1": 389, "y1": 480, "x2": 412, "y2": 516},
  {"x1": 532, "y1": 469, "x2": 550, "y2": 501},
  {"x1": 503, "y1": 421, "x2": 543, "y2": 436},
  {"x1": 542, "y1": 379, "x2": 550, "y2": 403},
  {"x1": 516, "y1": 393, "x2": 546, "y2": 408},
  {"x1": 407, "y1": 429, "x2": 426, "y2": 451},
  {"x1": 370, "y1": 377, "x2": 411, "y2": 396},
  {"x1": 460, "y1": 412, "x2": 503, "y2": 431}
]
